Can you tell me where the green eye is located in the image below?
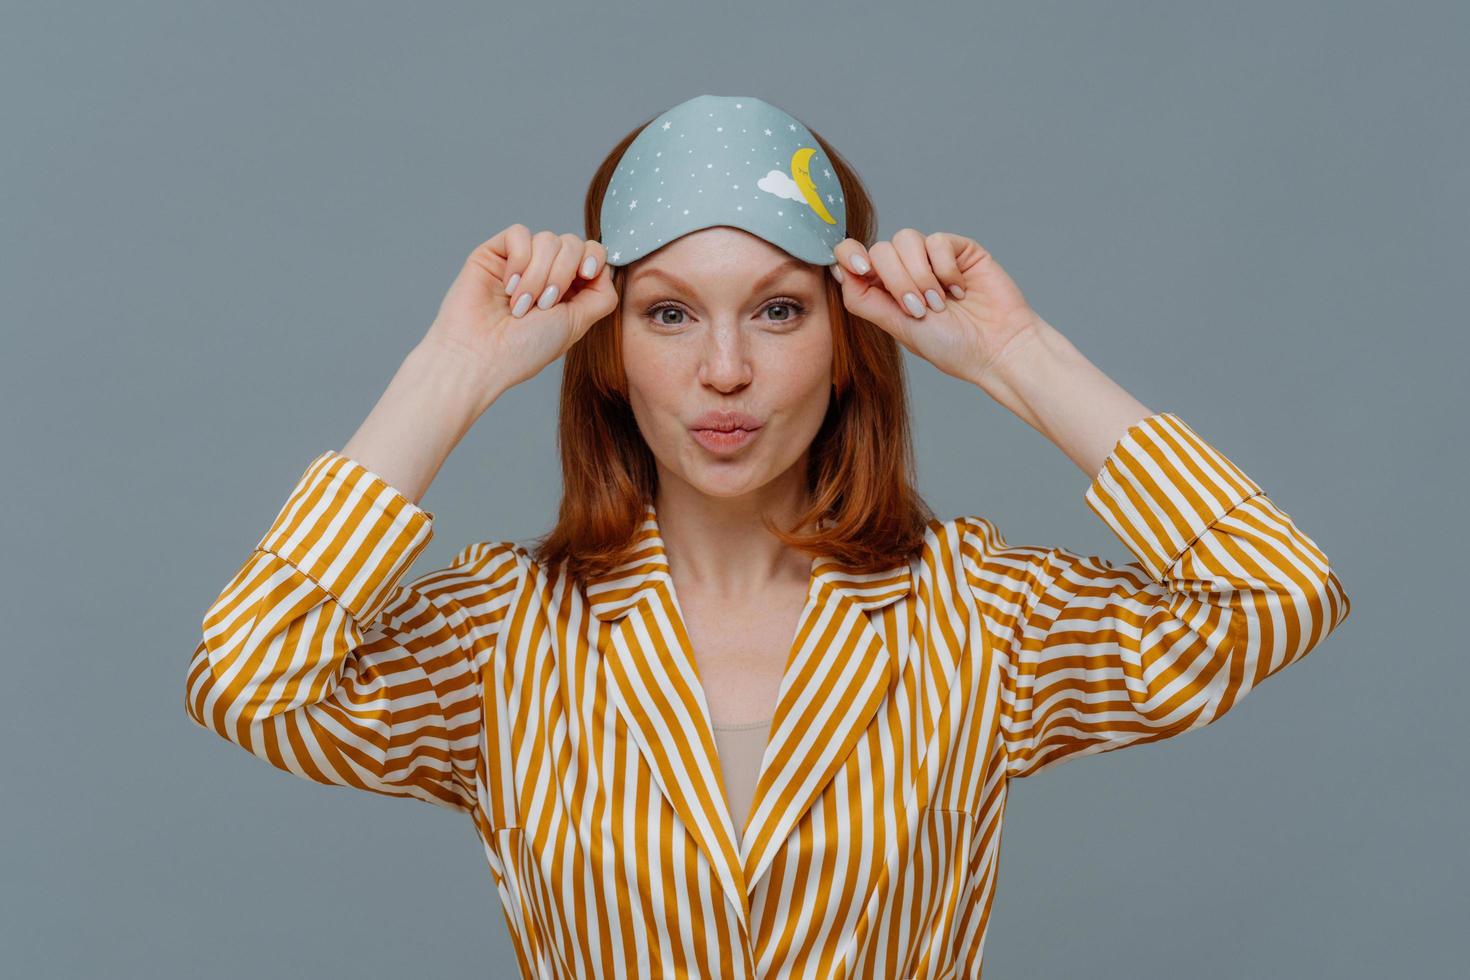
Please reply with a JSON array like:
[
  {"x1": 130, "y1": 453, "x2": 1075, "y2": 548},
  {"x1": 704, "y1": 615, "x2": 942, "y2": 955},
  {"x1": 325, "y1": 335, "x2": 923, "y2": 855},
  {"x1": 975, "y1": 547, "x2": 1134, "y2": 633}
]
[
  {"x1": 647, "y1": 303, "x2": 686, "y2": 326},
  {"x1": 643, "y1": 298, "x2": 807, "y2": 327},
  {"x1": 764, "y1": 300, "x2": 805, "y2": 322}
]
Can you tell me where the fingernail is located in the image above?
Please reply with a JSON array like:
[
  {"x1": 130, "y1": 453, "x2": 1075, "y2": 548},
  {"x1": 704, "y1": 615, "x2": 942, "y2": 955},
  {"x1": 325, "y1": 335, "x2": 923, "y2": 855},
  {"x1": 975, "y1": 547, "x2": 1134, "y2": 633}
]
[
  {"x1": 924, "y1": 288, "x2": 946, "y2": 312},
  {"x1": 903, "y1": 292, "x2": 926, "y2": 317},
  {"x1": 512, "y1": 292, "x2": 532, "y2": 317},
  {"x1": 831, "y1": 263, "x2": 845, "y2": 282},
  {"x1": 505, "y1": 272, "x2": 520, "y2": 296},
  {"x1": 537, "y1": 284, "x2": 559, "y2": 309},
  {"x1": 948, "y1": 283, "x2": 965, "y2": 300},
  {"x1": 581, "y1": 255, "x2": 596, "y2": 277},
  {"x1": 852, "y1": 255, "x2": 870, "y2": 275}
]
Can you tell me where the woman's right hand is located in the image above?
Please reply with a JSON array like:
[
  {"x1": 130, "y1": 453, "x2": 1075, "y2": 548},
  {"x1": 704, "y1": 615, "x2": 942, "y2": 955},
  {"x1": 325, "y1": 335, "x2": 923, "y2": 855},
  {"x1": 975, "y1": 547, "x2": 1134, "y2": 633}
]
[{"x1": 421, "y1": 224, "x2": 620, "y2": 393}]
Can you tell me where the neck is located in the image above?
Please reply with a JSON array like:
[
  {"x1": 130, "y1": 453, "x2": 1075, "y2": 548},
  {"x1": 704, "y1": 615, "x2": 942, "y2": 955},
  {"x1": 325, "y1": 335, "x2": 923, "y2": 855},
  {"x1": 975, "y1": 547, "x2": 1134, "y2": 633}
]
[{"x1": 653, "y1": 472, "x2": 815, "y2": 597}]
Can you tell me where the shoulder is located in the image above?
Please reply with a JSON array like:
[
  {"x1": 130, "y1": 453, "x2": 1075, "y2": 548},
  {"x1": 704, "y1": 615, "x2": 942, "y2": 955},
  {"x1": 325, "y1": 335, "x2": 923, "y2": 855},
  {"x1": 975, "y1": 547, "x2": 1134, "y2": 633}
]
[
  {"x1": 920, "y1": 514, "x2": 1006, "y2": 557},
  {"x1": 442, "y1": 539, "x2": 541, "y2": 588},
  {"x1": 448, "y1": 538, "x2": 535, "y2": 570},
  {"x1": 402, "y1": 539, "x2": 538, "y2": 604},
  {"x1": 913, "y1": 516, "x2": 1026, "y2": 601}
]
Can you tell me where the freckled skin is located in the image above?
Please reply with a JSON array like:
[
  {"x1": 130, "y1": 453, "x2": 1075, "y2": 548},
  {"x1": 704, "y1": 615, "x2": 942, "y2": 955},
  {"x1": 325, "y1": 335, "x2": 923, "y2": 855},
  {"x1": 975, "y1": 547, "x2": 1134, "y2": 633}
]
[{"x1": 620, "y1": 227, "x2": 833, "y2": 504}]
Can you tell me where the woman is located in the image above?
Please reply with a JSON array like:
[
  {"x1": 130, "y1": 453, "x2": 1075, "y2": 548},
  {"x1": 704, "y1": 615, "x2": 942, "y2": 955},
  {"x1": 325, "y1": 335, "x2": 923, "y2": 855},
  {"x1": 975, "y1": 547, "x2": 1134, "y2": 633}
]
[{"x1": 186, "y1": 94, "x2": 1351, "y2": 978}]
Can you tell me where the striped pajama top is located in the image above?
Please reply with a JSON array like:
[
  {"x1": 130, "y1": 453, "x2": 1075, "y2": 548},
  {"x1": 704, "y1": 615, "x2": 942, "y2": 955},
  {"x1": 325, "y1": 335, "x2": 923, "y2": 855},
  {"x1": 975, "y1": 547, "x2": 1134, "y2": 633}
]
[{"x1": 185, "y1": 411, "x2": 1351, "y2": 978}]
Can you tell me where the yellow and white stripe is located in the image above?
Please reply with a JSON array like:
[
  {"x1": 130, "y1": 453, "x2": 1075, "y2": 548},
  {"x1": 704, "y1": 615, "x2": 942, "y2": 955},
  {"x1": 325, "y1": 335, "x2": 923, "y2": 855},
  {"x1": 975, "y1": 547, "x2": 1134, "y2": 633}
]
[{"x1": 186, "y1": 411, "x2": 1350, "y2": 977}]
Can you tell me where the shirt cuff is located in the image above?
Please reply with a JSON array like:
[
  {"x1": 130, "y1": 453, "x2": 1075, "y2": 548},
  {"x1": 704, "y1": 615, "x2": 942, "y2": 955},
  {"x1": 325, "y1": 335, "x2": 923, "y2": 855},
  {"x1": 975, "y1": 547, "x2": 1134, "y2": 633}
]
[
  {"x1": 254, "y1": 450, "x2": 435, "y2": 625},
  {"x1": 1083, "y1": 412, "x2": 1264, "y2": 582}
]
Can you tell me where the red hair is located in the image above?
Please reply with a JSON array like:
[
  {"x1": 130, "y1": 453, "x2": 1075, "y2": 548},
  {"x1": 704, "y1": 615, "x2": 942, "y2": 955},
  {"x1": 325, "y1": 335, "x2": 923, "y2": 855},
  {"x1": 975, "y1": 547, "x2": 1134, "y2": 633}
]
[{"x1": 529, "y1": 108, "x2": 936, "y2": 583}]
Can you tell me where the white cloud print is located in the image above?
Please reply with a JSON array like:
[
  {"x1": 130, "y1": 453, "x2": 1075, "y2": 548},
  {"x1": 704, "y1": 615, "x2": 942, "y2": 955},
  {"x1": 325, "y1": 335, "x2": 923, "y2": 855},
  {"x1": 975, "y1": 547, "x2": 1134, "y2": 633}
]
[{"x1": 757, "y1": 169, "x2": 806, "y2": 202}]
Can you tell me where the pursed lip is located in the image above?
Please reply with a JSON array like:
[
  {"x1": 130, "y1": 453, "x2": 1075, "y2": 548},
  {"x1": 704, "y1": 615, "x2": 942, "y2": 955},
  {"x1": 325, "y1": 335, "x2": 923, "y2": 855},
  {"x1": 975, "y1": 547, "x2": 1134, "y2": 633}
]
[{"x1": 688, "y1": 409, "x2": 764, "y2": 432}]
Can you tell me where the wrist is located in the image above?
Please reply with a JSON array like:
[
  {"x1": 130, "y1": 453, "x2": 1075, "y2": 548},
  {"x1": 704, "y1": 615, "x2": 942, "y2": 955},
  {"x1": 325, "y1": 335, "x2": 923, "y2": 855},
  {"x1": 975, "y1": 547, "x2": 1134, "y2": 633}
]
[
  {"x1": 968, "y1": 316, "x2": 1154, "y2": 475},
  {"x1": 970, "y1": 315, "x2": 1074, "y2": 429},
  {"x1": 405, "y1": 341, "x2": 512, "y2": 419},
  {"x1": 338, "y1": 345, "x2": 501, "y2": 504},
  {"x1": 972, "y1": 315, "x2": 1060, "y2": 387}
]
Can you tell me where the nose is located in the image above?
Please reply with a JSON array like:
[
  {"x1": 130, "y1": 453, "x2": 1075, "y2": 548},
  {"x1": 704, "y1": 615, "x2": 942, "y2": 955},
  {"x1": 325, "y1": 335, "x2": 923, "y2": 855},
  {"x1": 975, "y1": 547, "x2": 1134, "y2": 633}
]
[{"x1": 697, "y1": 323, "x2": 753, "y2": 392}]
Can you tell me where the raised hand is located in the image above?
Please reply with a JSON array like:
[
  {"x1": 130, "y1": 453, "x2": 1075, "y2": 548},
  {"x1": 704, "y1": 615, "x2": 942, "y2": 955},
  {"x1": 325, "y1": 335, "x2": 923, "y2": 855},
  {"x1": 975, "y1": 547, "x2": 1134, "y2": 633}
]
[
  {"x1": 830, "y1": 228, "x2": 1043, "y2": 387},
  {"x1": 422, "y1": 224, "x2": 620, "y2": 392}
]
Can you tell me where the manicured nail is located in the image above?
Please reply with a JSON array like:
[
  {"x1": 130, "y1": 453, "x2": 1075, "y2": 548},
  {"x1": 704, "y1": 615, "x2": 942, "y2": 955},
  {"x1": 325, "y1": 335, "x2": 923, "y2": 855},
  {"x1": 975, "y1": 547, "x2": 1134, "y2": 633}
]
[
  {"x1": 505, "y1": 272, "x2": 520, "y2": 296},
  {"x1": 948, "y1": 283, "x2": 965, "y2": 300},
  {"x1": 903, "y1": 292, "x2": 926, "y2": 317},
  {"x1": 537, "y1": 284, "x2": 559, "y2": 309},
  {"x1": 512, "y1": 292, "x2": 532, "y2": 317},
  {"x1": 581, "y1": 255, "x2": 597, "y2": 277},
  {"x1": 851, "y1": 254, "x2": 870, "y2": 275},
  {"x1": 831, "y1": 263, "x2": 845, "y2": 282},
  {"x1": 924, "y1": 288, "x2": 946, "y2": 312}
]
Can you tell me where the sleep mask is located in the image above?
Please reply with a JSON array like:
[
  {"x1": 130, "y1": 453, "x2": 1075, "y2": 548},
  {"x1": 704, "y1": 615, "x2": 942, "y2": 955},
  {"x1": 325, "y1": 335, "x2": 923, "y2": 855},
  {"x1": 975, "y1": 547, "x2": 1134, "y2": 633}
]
[{"x1": 599, "y1": 93, "x2": 846, "y2": 268}]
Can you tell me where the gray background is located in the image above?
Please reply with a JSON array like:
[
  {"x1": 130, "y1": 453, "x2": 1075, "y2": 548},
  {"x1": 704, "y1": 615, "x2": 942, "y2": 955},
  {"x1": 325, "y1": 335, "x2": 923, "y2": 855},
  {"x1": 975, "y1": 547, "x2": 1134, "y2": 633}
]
[{"x1": 4, "y1": 1, "x2": 1463, "y2": 976}]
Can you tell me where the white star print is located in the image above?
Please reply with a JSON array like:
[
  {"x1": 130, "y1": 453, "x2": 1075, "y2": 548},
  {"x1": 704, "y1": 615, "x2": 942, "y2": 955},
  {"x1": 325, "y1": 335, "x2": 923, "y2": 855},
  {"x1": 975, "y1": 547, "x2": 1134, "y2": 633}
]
[
  {"x1": 661, "y1": 121, "x2": 671, "y2": 130},
  {"x1": 628, "y1": 200, "x2": 637, "y2": 209},
  {"x1": 611, "y1": 250, "x2": 620, "y2": 260},
  {"x1": 787, "y1": 123, "x2": 796, "y2": 131},
  {"x1": 764, "y1": 128, "x2": 772, "y2": 136}
]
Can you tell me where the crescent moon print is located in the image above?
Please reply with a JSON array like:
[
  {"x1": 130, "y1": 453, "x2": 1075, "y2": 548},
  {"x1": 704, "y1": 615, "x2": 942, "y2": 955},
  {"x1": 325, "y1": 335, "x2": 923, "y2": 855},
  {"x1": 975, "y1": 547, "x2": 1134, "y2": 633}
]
[
  {"x1": 754, "y1": 147, "x2": 839, "y2": 226},
  {"x1": 789, "y1": 147, "x2": 837, "y2": 225}
]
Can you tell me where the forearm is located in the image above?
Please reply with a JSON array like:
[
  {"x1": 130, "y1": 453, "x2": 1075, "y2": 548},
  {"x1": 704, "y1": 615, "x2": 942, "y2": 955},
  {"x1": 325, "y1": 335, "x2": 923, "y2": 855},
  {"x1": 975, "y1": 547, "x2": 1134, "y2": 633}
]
[
  {"x1": 340, "y1": 343, "x2": 508, "y2": 505},
  {"x1": 974, "y1": 316, "x2": 1154, "y2": 479}
]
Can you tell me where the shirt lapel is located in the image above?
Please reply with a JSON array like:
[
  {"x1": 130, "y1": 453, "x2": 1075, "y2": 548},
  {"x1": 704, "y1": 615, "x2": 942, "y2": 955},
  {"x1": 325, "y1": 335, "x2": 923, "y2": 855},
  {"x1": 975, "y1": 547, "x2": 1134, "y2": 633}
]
[
  {"x1": 585, "y1": 504, "x2": 912, "y2": 930},
  {"x1": 739, "y1": 554, "x2": 910, "y2": 897}
]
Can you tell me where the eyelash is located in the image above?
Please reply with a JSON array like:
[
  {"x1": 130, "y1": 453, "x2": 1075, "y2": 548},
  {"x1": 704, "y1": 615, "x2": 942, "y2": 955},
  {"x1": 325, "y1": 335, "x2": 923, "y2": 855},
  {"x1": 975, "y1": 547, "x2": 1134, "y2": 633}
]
[{"x1": 643, "y1": 297, "x2": 807, "y2": 327}]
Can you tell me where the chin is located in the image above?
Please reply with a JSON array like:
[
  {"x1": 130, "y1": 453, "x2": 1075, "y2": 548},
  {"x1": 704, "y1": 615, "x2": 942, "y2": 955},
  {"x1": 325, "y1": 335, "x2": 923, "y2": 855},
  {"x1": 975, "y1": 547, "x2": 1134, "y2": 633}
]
[
  {"x1": 677, "y1": 458, "x2": 772, "y2": 498},
  {"x1": 684, "y1": 472, "x2": 765, "y2": 498}
]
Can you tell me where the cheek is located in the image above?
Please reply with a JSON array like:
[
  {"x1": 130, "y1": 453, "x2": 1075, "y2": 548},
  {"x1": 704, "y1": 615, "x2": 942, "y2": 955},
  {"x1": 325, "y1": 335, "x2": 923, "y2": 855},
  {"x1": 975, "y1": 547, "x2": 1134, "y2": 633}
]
[
  {"x1": 622, "y1": 340, "x2": 691, "y2": 440},
  {"x1": 772, "y1": 332, "x2": 834, "y2": 403}
]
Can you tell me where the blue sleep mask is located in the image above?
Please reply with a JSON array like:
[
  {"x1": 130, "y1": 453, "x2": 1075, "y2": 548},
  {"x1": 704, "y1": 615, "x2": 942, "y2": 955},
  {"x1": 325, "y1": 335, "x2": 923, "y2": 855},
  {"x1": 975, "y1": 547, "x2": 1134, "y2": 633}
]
[{"x1": 599, "y1": 93, "x2": 846, "y2": 268}]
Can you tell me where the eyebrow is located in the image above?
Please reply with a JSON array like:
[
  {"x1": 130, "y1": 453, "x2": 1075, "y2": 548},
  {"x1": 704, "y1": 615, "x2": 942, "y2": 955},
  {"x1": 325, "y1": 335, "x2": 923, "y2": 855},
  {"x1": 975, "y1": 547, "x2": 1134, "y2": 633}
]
[{"x1": 632, "y1": 256, "x2": 810, "y2": 295}]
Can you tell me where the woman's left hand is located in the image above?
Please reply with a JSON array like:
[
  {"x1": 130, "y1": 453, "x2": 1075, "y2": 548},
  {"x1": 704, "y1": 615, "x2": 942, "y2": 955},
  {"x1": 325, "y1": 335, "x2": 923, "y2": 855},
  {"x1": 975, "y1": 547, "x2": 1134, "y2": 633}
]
[{"x1": 830, "y1": 229, "x2": 1043, "y2": 386}]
